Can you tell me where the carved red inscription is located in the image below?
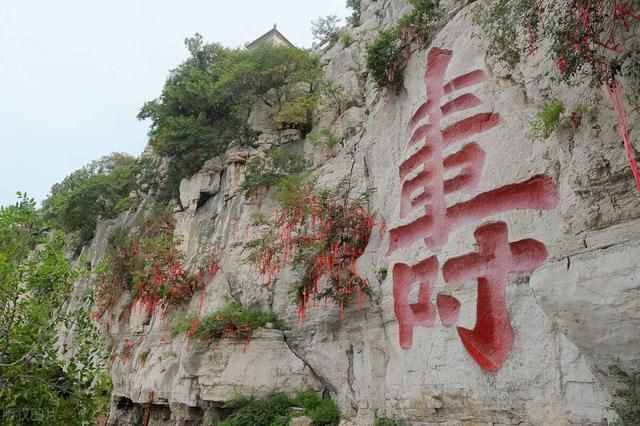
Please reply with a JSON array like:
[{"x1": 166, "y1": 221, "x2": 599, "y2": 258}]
[
  {"x1": 388, "y1": 47, "x2": 559, "y2": 372},
  {"x1": 442, "y1": 222, "x2": 548, "y2": 371},
  {"x1": 393, "y1": 256, "x2": 438, "y2": 349}
]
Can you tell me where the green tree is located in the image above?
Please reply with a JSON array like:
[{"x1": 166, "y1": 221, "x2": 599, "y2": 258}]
[
  {"x1": 346, "y1": 0, "x2": 362, "y2": 26},
  {"x1": 216, "y1": 43, "x2": 321, "y2": 121},
  {"x1": 138, "y1": 34, "x2": 244, "y2": 198},
  {"x1": 42, "y1": 153, "x2": 140, "y2": 247},
  {"x1": 138, "y1": 34, "x2": 321, "y2": 200},
  {"x1": 0, "y1": 194, "x2": 109, "y2": 425},
  {"x1": 311, "y1": 15, "x2": 341, "y2": 48}
]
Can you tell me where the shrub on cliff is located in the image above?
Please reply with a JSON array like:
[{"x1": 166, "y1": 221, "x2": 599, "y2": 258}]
[
  {"x1": 474, "y1": 0, "x2": 640, "y2": 89},
  {"x1": 475, "y1": 0, "x2": 640, "y2": 190},
  {"x1": 219, "y1": 391, "x2": 339, "y2": 426},
  {"x1": 171, "y1": 302, "x2": 280, "y2": 344},
  {"x1": 42, "y1": 153, "x2": 140, "y2": 247},
  {"x1": 0, "y1": 194, "x2": 109, "y2": 424},
  {"x1": 138, "y1": 34, "x2": 321, "y2": 200},
  {"x1": 245, "y1": 178, "x2": 374, "y2": 321},
  {"x1": 241, "y1": 147, "x2": 309, "y2": 195},
  {"x1": 366, "y1": 0, "x2": 441, "y2": 91},
  {"x1": 94, "y1": 206, "x2": 218, "y2": 321}
]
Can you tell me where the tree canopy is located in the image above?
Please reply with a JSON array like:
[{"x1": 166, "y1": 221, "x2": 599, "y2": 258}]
[
  {"x1": 42, "y1": 153, "x2": 140, "y2": 247},
  {"x1": 0, "y1": 194, "x2": 109, "y2": 425},
  {"x1": 138, "y1": 34, "x2": 321, "y2": 200}
]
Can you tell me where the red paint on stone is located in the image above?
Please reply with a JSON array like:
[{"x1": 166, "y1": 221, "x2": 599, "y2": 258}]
[
  {"x1": 443, "y1": 70, "x2": 488, "y2": 94},
  {"x1": 436, "y1": 294, "x2": 460, "y2": 327},
  {"x1": 409, "y1": 67, "x2": 488, "y2": 131},
  {"x1": 389, "y1": 48, "x2": 503, "y2": 252},
  {"x1": 441, "y1": 93, "x2": 483, "y2": 117},
  {"x1": 389, "y1": 174, "x2": 559, "y2": 255},
  {"x1": 604, "y1": 80, "x2": 640, "y2": 192},
  {"x1": 399, "y1": 143, "x2": 485, "y2": 219},
  {"x1": 389, "y1": 47, "x2": 559, "y2": 372},
  {"x1": 442, "y1": 112, "x2": 501, "y2": 145},
  {"x1": 442, "y1": 222, "x2": 548, "y2": 372},
  {"x1": 393, "y1": 256, "x2": 438, "y2": 349}
]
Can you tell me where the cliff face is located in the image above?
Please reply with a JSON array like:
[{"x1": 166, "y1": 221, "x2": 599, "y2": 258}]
[{"x1": 72, "y1": 0, "x2": 640, "y2": 424}]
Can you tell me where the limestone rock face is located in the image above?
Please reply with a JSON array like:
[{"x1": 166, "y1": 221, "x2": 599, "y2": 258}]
[
  {"x1": 70, "y1": 0, "x2": 640, "y2": 425},
  {"x1": 290, "y1": 416, "x2": 313, "y2": 426},
  {"x1": 109, "y1": 329, "x2": 320, "y2": 407},
  {"x1": 179, "y1": 158, "x2": 224, "y2": 212}
]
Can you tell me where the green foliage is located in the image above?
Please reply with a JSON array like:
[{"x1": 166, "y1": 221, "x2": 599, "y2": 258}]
[
  {"x1": 42, "y1": 153, "x2": 140, "y2": 248},
  {"x1": 170, "y1": 312, "x2": 198, "y2": 337},
  {"x1": 219, "y1": 392, "x2": 339, "y2": 426},
  {"x1": 529, "y1": 100, "x2": 566, "y2": 139},
  {"x1": 306, "y1": 401, "x2": 340, "y2": 425},
  {"x1": 273, "y1": 173, "x2": 314, "y2": 209},
  {"x1": 242, "y1": 147, "x2": 309, "y2": 195},
  {"x1": 193, "y1": 303, "x2": 280, "y2": 342},
  {"x1": 367, "y1": 0, "x2": 441, "y2": 91},
  {"x1": 340, "y1": 32, "x2": 354, "y2": 47},
  {"x1": 139, "y1": 34, "x2": 321, "y2": 200},
  {"x1": 311, "y1": 15, "x2": 341, "y2": 48},
  {"x1": 472, "y1": 0, "x2": 531, "y2": 69},
  {"x1": 609, "y1": 365, "x2": 640, "y2": 425},
  {"x1": 374, "y1": 417, "x2": 405, "y2": 426},
  {"x1": 474, "y1": 0, "x2": 640, "y2": 91},
  {"x1": 138, "y1": 35, "x2": 244, "y2": 199},
  {"x1": 172, "y1": 303, "x2": 280, "y2": 343},
  {"x1": 366, "y1": 28, "x2": 405, "y2": 92},
  {"x1": 0, "y1": 193, "x2": 108, "y2": 425},
  {"x1": 346, "y1": 0, "x2": 362, "y2": 26},
  {"x1": 245, "y1": 178, "x2": 374, "y2": 317},
  {"x1": 400, "y1": 0, "x2": 443, "y2": 43},
  {"x1": 308, "y1": 129, "x2": 339, "y2": 150},
  {"x1": 274, "y1": 93, "x2": 318, "y2": 133},
  {"x1": 217, "y1": 43, "x2": 321, "y2": 111},
  {"x1": 318, "y1": 81, "x2": 356, "y2": 117},
  {"x1": 219, "y1": 396, "x2": 290, "y2": 426},
  {"x1": 94, "y1": 206, "x2": 212, "y2": 319},
  {"x1": 290, "y1": 392, "x2": 339, "y2": 425}
]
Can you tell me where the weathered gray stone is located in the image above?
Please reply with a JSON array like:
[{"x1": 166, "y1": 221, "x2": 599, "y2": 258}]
[
  {"x1": 290, "y1": 416, "x2": 313, "y2": 426},
  {"x1": 179, "y1": 171, "x2": 221, "y2": 212}
]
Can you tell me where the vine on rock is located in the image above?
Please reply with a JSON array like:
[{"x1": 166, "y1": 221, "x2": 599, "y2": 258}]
[
  {"x1": 94, "y1": 207, "x2": 219, "y2": 322},
  {"x1": 245, "y1": 179, "x2": 374, "y2": 322},
  {"x1": 477, "y1": 0, "x2": 640, "y2": 190}
]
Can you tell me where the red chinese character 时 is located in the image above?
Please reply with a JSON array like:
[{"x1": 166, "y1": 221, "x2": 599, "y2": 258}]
[
  {"x1": 393, "y1": 255, "x2": 463, "y2": 349},
  {"x1": 393, "y1": 256, "x2": 438, "y2": 349},
  {"x1": 442, "y1": 222, "x2": 548, "y2": 372}
]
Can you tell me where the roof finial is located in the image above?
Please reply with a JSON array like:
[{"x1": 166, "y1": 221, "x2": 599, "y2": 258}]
[{"x1": 273, "y1": 23, "x2": 277, "y2": 30}]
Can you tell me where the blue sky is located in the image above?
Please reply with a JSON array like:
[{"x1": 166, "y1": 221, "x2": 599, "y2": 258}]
[{"x1": 0, "y1": 0, "x2": 349, "y2": 206}]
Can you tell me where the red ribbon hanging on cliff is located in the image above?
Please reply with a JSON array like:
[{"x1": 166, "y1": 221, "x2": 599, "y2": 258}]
[{"x1": 605, "y1": 80, "x2": 640, "y2": 192}]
